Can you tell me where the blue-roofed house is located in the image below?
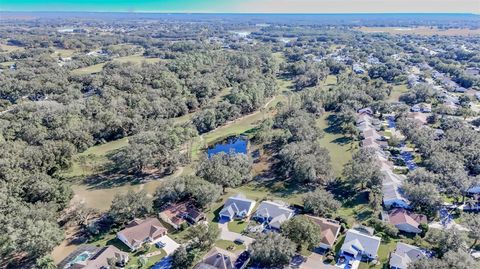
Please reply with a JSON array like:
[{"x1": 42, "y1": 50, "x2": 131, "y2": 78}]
[
  {"x1": 219, "y1": 194, "x2": 256, "y2": 222},
  {"x1": 253, "y1": 200, "x2": 294, "y2": 230}
]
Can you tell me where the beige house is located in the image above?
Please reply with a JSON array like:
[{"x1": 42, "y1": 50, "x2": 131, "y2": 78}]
[
  {"x1": 117, "y1": 218, "x2": 167, "y2": 251},
  {"x1": 305, "y1": 215, "x2": 341, "y2": 250}
]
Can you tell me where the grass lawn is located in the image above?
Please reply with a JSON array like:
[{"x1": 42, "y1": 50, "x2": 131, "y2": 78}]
[
  {"x1": 0, "y1": 43, "x2": 24, "y2": 53},
  {"x1": 88, "y1": 231, "x2": 167, "y2": 268},
  {"x1": 72, "y1": 55, "x2": 162, "y2": 75},
  {"x1": 62, "y1": 137, "x2": 129, "y2": 178},
  {"x1": 215, "y1": 240, "x2": 246, "y2": 253},
  {"x1": 335, "y1": 191, "x2": 372, "y2": 227},
  {"x1": 72, "y1": 63, "x2": 106, "y2": 75},
  {"x1": 227, "y1": 220, "x2": 249, "y2": 233},
  {"x1": 323, "y1": 75, "x2": 338, "y2": 86},
  {"x1": 317, "y1": 113, "x2": 357, "y2": 177},
  {"x1": 52, "y1": 49, "x2": 77, "y2": 58},
  {"x1": 0, "y1": 61, "x2": 14, "y2": 68},
  {"x1": 358, "y1": 240, "x2": 396, "y2": 269},
  {"x1": 388, "y1": 84, "x2": 408, "y2": 102}
]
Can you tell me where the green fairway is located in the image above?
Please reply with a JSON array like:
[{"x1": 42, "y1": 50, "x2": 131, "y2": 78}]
[
  {"x1": 0, "y1": 43, "x2": 24, "y2": 53},
  {"x1": 72, "y1": 55, "x2": 162, "y2": 75},
  {"x1": 62, "y1": 137, "x2": 128, "y2": 178},
  {"x1": 317, "y1": 112, "x2": 357, "y2": 177}
]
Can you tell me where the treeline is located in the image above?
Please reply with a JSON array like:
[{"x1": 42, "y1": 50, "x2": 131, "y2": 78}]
[{"x1": 0, "y1": 37, "x2": 279, "y2": 265}]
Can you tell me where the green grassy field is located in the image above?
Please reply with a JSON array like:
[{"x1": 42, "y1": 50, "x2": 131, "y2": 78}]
[
  {"x1": 0, "y1": 44, "x2": 24, "y2": 53},
  {"x1": 71, "y1": 55, "x2": 163, "y2": 75},
  {"x1": 62, "y1": 137, "x2": 129, "y2": 178},
  {"x1": 215, "y1": 240, "x2": 246, "y2": 253},
  {"x1": 317, "y1": 112, "x2": 357, "y2": 177},
  {"x1": 388, "y1": 84, "x2": 408, "y2": 102},
  {"x1": 0, "y1": 61, "x2": 14, "y2": 68},
  {"x1": 52, "y1": 49, "x2": 77, "y2": 58},
  {"x1": 86, "y1": 232, "x2": 166, "y2": 268}
]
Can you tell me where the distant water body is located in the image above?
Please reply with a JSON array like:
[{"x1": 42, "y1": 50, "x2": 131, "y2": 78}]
[{"x1": 1, "y1": 12, "x2": 478, "y2": 26}]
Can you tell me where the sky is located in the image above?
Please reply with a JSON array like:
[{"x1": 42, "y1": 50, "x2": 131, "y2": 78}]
[{"x1": 1, "y1": 0, "x2": 479, "y2": 13}]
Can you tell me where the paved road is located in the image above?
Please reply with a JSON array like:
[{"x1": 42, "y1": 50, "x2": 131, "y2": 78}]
[{"x1": 218, "y1": 221, "x2": 254, "y2": 246}]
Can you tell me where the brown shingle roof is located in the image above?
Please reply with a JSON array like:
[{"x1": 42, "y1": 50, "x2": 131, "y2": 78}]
[
  {"x1": 305, "y1": 215, "x2": 341, "y2": 247},
  {"x1": 117, "y1": 218, "x2": 167, "y2": 248},
  {"x1": 388, "y1": 208, "x2": 427, "y2": 227}
]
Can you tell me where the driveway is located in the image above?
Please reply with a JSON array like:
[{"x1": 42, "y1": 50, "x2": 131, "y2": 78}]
[
  {"x1": 299, "y1": 253, "x2": 324, "y2": 269},
  {"x1": 152, "y1": 235, "x2": 180, "y2": 255},
  {"x1": 218, "y1": 221, "x2": 254, "y2": 246}
]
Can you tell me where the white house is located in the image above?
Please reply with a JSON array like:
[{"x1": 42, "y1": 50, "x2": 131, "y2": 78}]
[
  {"x1": 219, "y1": 194, "x2": 256, "y2": 221},
  {"x1": 382, "y1": 171, "x2": 410, "y2": 209},
  {"x1": 340, "y1": 228, "x2": 381, "y2": 261},
  {"x1": 389, "y1": 242, "x2": 427, "y2": 269},
  {"x1": 253, "y1": 200, "x2": 294, "y2": 230}
]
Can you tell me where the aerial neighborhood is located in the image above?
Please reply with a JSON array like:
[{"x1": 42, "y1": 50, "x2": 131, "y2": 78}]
[{"x1": 1, "y1": 9, "x2": 479, "y2": 269}]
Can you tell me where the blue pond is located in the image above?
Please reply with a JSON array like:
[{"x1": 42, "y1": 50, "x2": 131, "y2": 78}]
[{"x1": 207, "y1": 136, "x2": 248, "y2": 157}]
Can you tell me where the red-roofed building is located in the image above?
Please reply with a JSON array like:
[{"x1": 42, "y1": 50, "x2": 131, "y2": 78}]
[{"x1": 387, "y1": 209, "x2": 427, "y2": 234}]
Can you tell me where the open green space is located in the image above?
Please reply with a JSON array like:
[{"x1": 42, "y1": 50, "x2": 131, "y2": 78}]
[
  {"x1": 87, "y1": 232, "x2": 167, "y2": 268},
  {"x1": 0, "y1": 43, "x2": 24, "y2": 53},
  {"x1": 227, "y1": 220, "x2": 249, "y2": 234},
  {"x1": 317, "y1": 112, "x2": 357, "y2": 177},
  {"x1": 388, "y1": 84, "x2": 408, "y2": 102},
  {"x1": 53, "y1": 49, "x2": 77, "y2": 58},
  {"x1": 215, "y1": 240, "x2": 246, "y2": 253},
  {"x1": 71, "y1": 55, "x2": 163, "y2": 75},
  {"x1": 0, "y1": 61, "x2": 14, "y2": 68}
]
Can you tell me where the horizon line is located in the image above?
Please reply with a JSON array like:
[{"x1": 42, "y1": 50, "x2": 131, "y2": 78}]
[{"x1": 1, "y1": 10, "x2": 479, "y2": 15}]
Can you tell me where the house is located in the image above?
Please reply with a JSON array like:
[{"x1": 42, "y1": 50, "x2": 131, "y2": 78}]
[
  {"x1": 194, "y1": 247, "x2": 237, "y2": 269},
  {"x1": 356, "y1": 114, "x2": 372, "y2": 125},
  {"x1": 407, "y1": 112, "x2": 428, "y2": 125},
  {"x1": 219, "y1": 194, "x2": 256, "y2": 221},
  {"x1": 362, "y1": 128, "x2": 381, "y2": 141},
  {"x1": 340, "y1": 227, "x2": 381, "y2": 261},
  {"x1": 386, "y1": 208, "x2": 427, "y2": 234},
  {"x1": 389, "y1": 242, "x2": 427, "y2": 269},
  {"x1": 362, "y1": 138, "x2": 381, "y2": 150},
  {"x1": 60, "y1": 245, "x2": 129, "y2": 269},
  {"x1": 305, "y1": 215, "x2": 341, "y2": 249},
  {"x1": 353, "y1": 64, "x2": 365, "y2": 74},
  {"x1": 159, "y1": 201, "x2": 205, "y2": 229},
  {"x1": 253, "y1": 200, "x2": 294, "y2": 230},
  {"x1": 358, "y1": 107, "x2": 373, "y2": 116},
  {"x1": 411, "y1": 104, "x2": 421, "y2": 112},
  {"x1": 357, "y1": 121, "x2": 374, "y2": 132},
  {"x1": 382, "y1": 171, "x2": 410, "y2": 209},
  {"x1": 117, "y1": 218, "x2": 167, "y2": 251}
]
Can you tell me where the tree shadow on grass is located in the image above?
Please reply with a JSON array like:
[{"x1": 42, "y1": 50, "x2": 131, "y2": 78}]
[
  {"x1": 325, "y1": 114, "x2": 344, "y2": 135},
  {"x1": 330, "y1": 136, "x2": 353, "y2": 146},
  {"x1": 81, "y1": 174, "x2": 142, "y2": 190}
]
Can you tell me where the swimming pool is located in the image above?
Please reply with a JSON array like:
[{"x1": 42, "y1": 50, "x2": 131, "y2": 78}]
[{"x1": 64, "y1": 251, "x2": 92, "y2": 268}]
